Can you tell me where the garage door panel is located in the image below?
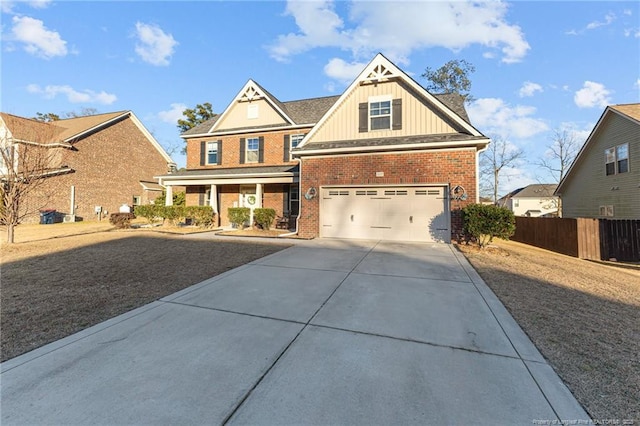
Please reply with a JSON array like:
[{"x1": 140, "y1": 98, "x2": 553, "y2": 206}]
[{"x1": 320, "y1": 186, "x2": 449, "y2": 243}]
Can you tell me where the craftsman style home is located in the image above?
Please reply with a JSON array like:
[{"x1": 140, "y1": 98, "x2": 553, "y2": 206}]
[
  {"x1": 0, "y1": 111, "x2": 174, "y2": 223},
  {"x1": 158, "y1": 54, "x2": 490, "y2": 242},
  {"x1": 556, "y1": 104, "x2": 639, "y2": 219}
]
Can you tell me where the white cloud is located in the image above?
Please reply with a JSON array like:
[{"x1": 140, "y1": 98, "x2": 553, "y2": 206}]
[
  {"x1": 27, "y1": 84, "x2": 117, "y2": 104},
  {"x1": 586, "y1": 12, "x2": 616, "y2": 30},
  {"x1": 467, "y1": 98, "x2": 549, "y2": 139},
  {"x1": 518, "y1": 81, "x2": 543, "y2": 97},
  {"x1": 29, "y1": 0, "x2": 53, "y2": 8},
  {"x1": 158, "y1": 103, "x2": 187, "y2": 124},
  {"x1": 134, "y1": 22, "x2": 178, "y2": 66},
  {"x1": 1, "y1": 0, "x2": 51, "y2": 13},
  {"x1": 574, "y1": 81, "x2": 612, "y2": 108},
  {"x1": 10, "y1": 16, "x2": 67, "y2": 58},
  {"x1": 269, "y1": 0, "x2": 529, "y2": 66},
  {"x1": 323, "y1": 58, "x2": 366, "y2": 83},
  {"x1": 635, "y1": 78, "x2": 640, "y2": 89}
]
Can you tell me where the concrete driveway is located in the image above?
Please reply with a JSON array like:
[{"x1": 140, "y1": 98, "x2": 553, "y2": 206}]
[{"x1": 1, "y1": 239, "x2": 589, "y2": 425}]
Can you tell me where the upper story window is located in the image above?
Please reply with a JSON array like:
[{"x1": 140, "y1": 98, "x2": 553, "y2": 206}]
[
  {"x1": 291, "y1": 134, "x2": 304, "y2": 150},
  {"x1": 359, "y1": 97, "x2": 401, "y2": 133},
  {"x1": 605, "y1": 143, "x2": 629, "y2": 176},
  {"x1": 246, "y1": 137, "x2": 259, "y2": 163},
  {"x1": 370, "y1": 99, "x2": 391, "y2": 130},
  {"x1": 206, "y1": 141, "x2": 218, "y2": 165}
]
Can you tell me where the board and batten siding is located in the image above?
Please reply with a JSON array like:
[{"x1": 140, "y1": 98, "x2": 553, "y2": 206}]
[
  {"x1": 561, "y1": 112, "x2": 640, "y2": 219},
  {"x1": 309, "y1": 80, "x2": 458, "y2": 143},
  {"x1": 215, "y1": 98, "x2": 287, "y2": 130}
]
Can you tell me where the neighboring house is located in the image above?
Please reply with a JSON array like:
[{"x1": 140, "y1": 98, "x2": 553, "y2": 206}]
[
  {"x1": 158, "y1": 54, "x2": 490, "y2": 242},
  {"x1": 497, "y1": 184, "x2": 559, "y2": 217},
  {"x1": 0, "y1": 111, "x2": 175, "y2": 223},
  {"x1": 556, "y1": 104, "x2": 639, "y2": 219}
]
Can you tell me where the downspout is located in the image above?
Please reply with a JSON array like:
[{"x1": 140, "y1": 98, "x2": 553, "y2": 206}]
[{"x1": 278, "y1": 157, "x2": 301, "y2": 238}]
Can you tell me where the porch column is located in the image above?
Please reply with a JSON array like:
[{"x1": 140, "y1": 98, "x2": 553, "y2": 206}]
[
  {"x1": 255, "y1": 183, "x2": 263, "y2": 208},
  {"x1": 165, "y1": 185, "x2": 173, "y2": 206},
  {"x1": 209, "y1": 184, "x2": 218, "y2": 213}
]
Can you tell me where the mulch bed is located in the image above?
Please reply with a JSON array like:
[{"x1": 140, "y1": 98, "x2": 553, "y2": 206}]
[{"x1": 1, "y1": 232, "x2": 289, "y2": 362}]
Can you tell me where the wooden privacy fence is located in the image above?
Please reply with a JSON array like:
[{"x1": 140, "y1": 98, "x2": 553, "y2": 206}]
[{"x1": 512, "y1": 217, "x2": 639, "y2": 262}]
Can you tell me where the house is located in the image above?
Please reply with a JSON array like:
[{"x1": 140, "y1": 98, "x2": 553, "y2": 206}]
[
  {"x1": 0, "y1": 111, "x2": 175, "y2": 223},
  {"x1": 555, "y1": 104, "x2": 639, "y2": 219},
  {"x1": 497, "y1": 184, "x2": 559, "y2": 217},
  {"x1": 157, "y1": 54, "x2": 490, "y2": 242}
]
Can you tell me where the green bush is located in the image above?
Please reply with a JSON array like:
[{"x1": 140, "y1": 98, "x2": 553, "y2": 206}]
[
  {"x1": 228, "y1": 207, "x2": 250, "y2": 229},
  {"x1": 134, "y1": 204, "x2": 159, "y2": 224},
  {"x1": 154, "y1": 190, "x2": 185, "y2": 207},
  {"x1": 185, "y1": 206, "x2": 216, "y2": 228},
  {"x1": 462, "y1": 203, "x2": 515, "y2": 248},
  {"x1": 109, "y1": 212, "x2": 136, "y2": 229},
  {"x1": 159, "y1": 205, "x2": 185, "y2": 226},
  {"x1": 253, "y1": 208, "x2": 276, "y2": 230}
]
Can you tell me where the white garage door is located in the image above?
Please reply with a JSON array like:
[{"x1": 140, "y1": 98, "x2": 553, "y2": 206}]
[{"x1": 320, "y1": 186, "x2": 449, "y2": 243}]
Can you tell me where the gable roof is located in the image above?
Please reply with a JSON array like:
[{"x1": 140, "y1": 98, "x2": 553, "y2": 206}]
[
  {"x1": 298, "y1": 53, "x2": 486, "y2": 152},
  {"x1": 556, "y1": 103, "x2": 639, "y2": 194},
  {"x1": 512, "y1": 184, "x2": 558, "y2": 198},
  {"x1": 1, "y1": 111, "x2": 174, "y2": 164}
]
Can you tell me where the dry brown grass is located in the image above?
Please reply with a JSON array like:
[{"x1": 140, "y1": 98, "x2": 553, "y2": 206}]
[
  {"x1": 458, "y1": 239, "x2": 640, "y2": 422},
  {"x1": 1, "y1": 223, "x2": 289, "y2": 362}
]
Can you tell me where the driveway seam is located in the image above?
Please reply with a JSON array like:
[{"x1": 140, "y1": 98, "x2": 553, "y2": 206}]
[{"x1": 221, "y1": 240, "x2": 381, "y2": 425}]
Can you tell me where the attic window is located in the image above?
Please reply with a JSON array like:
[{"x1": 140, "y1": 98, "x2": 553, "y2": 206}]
[
  {"x1": 605, "y1": 143, "x2": 629, "y2": 175},
  {"x1": 370, "y1": 100, "x2": 391, "y2": 130},
  {"x1": 247, "y1": 104, "x2": 259, "y2": 119}
]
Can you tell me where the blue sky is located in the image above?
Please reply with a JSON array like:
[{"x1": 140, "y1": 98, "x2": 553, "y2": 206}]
[{"x1": 2, "y1": 0, "x2": 639, "y2": 196}]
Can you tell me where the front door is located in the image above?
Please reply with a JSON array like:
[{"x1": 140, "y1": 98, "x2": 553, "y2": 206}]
[{"x1": 239, "y1": 185, "x2": 260, "y2": 225}]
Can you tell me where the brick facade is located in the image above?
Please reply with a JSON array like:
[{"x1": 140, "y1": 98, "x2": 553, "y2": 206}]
[
  {"x1": 297, "y1": 149, "x2": 477, "y2": 239},
  {"x1": 185, "y1": 128, "x2": 310, "y2": 170},
  {"x1": 25, "y1": 116, "x2": 171, "y2": 222}
]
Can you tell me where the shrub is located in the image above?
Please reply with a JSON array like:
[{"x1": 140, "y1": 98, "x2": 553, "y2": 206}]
[
  {"x1": 462, "y1": 203, "x2": 515, "y2": 248},
  {"x1": 185, "y1": 206, "x2": 216, "y2": 228},
  {"x1": 134, "y1": 204, "x2": 159, "y2": 224},
  {"x1": 154, "y1": 190, "x2": 186, "y2": 207},
  {"x1": 109, "y1": 212, "x2": 136, "y2": 229},
  {"x1": 159, "y1": 205, "x2": 185, "y2": 226},
  {"x1": 253, "y1": 208, "x2": 276, "y2": 230},
  {"x1": 228, "y1": 207, "x2": 250, "y2": 229}
]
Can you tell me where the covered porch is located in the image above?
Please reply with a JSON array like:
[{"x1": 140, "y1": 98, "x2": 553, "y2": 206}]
[{"x1": 156, "y1": 166, "x2": 299, "y2": 228}]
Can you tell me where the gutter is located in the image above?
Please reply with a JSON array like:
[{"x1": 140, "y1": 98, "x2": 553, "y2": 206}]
[{"x1": 278, "y1": 158, "x2": 301, "y2": 238}]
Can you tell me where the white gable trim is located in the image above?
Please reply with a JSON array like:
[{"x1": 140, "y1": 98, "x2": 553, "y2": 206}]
[
  {"x1": 208, "y1": 79, "x2": 295, "y2": 134},
  {"x1": 299, "y1": 53, "x2": 483, "y2": 149}
]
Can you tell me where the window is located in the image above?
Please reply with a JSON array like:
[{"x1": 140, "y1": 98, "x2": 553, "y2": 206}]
[
  {"x1": 370, "y1": 100, "x2": 391, "y2": 130},
  {"x1": 288, "y1": 134, "x2": 304, "y2": 161},
  {"x1": 605, "y1": 143, "x2": 629, "y2": 175},
  {"x1": 132, "y1": 196, "x2": 141, "y2": 206},
  {"x1": 513, "y1": 199, "x2": 519, "y2": 207},
  {"x1": 246, "y1": 138, "x2": 259, "y2": 163},
  {"x1": 206, "y1": 141, "x2": 218, "y2": 165},
  {"x1": 289, "y1": 185, "x2": 299, "y2": 216}
]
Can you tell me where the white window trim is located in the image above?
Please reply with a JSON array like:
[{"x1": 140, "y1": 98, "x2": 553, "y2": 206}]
[
  {"x1": 206, "y1": 141, "x2": 219, "y2": 165},
  {"x1": 246, "y1": 137, "x2": 259, "y2": 163},
  {"x1": 289, "y1": 134, "x2": 304, "y2": 161},
  {"x1": 368, "y1": 95, "x2": 392, "y2": 131}
]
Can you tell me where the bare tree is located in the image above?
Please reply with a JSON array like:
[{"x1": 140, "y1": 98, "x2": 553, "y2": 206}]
[
  {"x1": 536, "y1": 128, "x2": 581, "y2": 184},
  {"x1": 480, "y1": 136, "x2": 524, "y2": 203},
  {"x1": 1, "y1": 118, "x2": 63, "y2": 243}
]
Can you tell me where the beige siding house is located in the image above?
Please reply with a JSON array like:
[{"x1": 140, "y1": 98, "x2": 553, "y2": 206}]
[{"x1": 556, "y1": 104, "x2": 639, "y2": 219}]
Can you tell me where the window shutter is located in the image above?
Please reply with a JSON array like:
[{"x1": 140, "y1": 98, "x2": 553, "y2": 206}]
[
  {"x1": 200, "y1": 141, "x2": 206, "y2": 166},
  {"x1": 217, "y1": 140, "x2": 222, "y2": 165},
  {"x1": 239, "y1": 138, "x2": 245, "y2": 164},
  {"x1": 258, "y1": 136, "x2": 265, "y2": 163},
  {"x1": 283, "y1": 135, "x2": 290, "y2": 161},
  {"x1": 358, "y1": 103, "x2": 368, "y2": 133},
  {"x1": 392, "y1": 99, "x2": 402, "y2": 130}
]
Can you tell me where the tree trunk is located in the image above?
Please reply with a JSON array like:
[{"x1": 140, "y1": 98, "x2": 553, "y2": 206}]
[{"x1": 7, "y1": 222, "x2": 15, "y2": 244}]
